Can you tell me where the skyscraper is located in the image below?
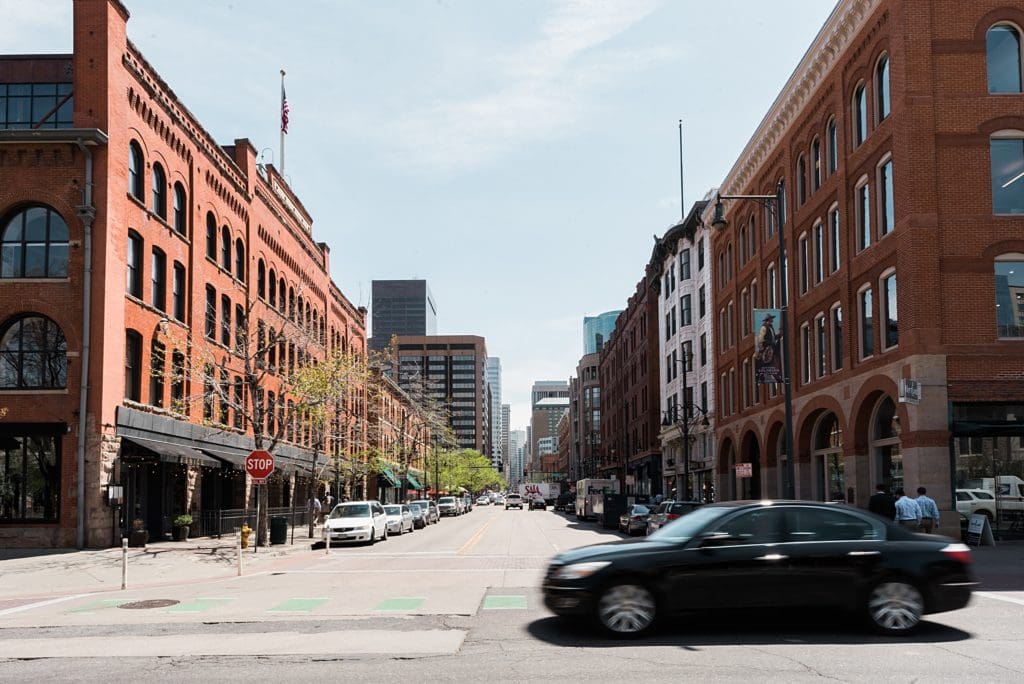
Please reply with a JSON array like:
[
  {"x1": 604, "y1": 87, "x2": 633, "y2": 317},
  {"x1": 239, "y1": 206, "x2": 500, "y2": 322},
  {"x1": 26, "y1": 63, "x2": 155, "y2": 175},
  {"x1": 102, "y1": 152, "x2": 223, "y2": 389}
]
[
  {"x1": 500, "y1": 404, "x2": 511, "y2": 473},
  {"x1": 583, "y1": 311, "x2": 622, "y2": 355},
  {"x1": 509, "y1": 429, "x2": 527, "y2": 486},
  {"x1": 530, "y1": 380, "x2": 570, "y2": 476},
  {"x1": 486, "y1": 357, "x2": 502, "y2": 468},
  {"x1": 369, "y1": 280, "x2": 437, "y2": 350}
]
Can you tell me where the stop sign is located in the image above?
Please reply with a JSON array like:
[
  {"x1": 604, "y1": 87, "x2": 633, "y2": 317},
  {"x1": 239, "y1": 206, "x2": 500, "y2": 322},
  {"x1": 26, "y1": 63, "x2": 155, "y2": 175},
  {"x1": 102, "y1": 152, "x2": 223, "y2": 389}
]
[{"x1": 245, "y1": 450, "x2": 274, "y2": 482}]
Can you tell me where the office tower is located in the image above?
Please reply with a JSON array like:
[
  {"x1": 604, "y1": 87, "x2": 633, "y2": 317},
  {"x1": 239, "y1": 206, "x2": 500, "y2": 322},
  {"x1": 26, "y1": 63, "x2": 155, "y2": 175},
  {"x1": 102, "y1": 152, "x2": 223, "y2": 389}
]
[
  {"x1": 486, "y1": 357, "x2": 502, "y2": 468},
  {"x1": 369, "y1": 280, "x2": 437, "y2": 350},
  {"x1": 583, "y1": 310, "x2": 622, "y2": 355}
]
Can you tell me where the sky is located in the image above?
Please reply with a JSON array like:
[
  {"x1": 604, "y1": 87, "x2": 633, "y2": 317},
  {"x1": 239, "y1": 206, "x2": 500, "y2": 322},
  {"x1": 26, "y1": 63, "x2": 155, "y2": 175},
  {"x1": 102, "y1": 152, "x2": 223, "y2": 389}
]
[{"x1": 3, "y1": 0, "x2": 838, "y2": 431}]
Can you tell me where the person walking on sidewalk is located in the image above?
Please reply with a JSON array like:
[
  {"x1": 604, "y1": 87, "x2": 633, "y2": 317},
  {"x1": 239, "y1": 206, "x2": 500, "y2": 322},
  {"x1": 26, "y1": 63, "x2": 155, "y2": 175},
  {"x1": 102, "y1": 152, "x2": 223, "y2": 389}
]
[
  {"x1": 868, "y1": 483, "x2": 897, "y2": 521},
  {"x1": 894, "y1": 488, "x2": 922, "y2": 531},
  {"x1": 915, "y1": 486, "x2": 940, "y2": 534}
]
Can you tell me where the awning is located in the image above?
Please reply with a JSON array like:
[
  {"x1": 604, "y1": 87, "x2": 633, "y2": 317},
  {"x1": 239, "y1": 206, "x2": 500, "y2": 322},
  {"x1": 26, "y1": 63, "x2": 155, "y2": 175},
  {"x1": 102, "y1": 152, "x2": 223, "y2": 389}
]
[
  {"x1": 378, "y1": 467, "x2": 401, "y2": 487},
  {"x1": 121, "y1": 436, "x2": 221, "y2": 468},
  {"x1": 405, "y1": 473, "x2": 422, "y2": 490},
  {"x1": 200, "y1": 448, "x2": 247, "y2": 469}
]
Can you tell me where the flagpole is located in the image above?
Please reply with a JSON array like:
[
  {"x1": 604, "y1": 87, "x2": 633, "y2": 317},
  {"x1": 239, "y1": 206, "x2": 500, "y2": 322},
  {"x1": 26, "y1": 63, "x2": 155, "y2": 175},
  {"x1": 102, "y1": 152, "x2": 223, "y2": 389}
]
[{"x1": 280, "y1": 69, "x2": 286, "y2": 176}]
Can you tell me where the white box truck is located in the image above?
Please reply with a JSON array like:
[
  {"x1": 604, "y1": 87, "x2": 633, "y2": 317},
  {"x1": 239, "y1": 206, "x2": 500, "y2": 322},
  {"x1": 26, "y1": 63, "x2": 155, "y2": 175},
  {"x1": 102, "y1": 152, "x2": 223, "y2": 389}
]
[
  {"x1": 575, "y1": 478, "x2": 619, "y2": 521},
  {"x1": 518, "y1": 482, "x2": 560, "y2": 504}
]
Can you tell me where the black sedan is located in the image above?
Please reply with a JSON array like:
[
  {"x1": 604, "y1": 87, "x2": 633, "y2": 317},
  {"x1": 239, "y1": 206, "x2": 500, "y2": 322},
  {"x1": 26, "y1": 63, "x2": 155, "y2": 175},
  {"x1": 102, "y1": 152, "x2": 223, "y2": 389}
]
[
  {"x1": 543, "y1": 500, "x2": 975, "y2": 637},
  {"x1": 529, "y1": 497, "x2": 547, "y2": 510},
  {"x1": 618, "y1": 504, "x2": 651, "y2": 536}
]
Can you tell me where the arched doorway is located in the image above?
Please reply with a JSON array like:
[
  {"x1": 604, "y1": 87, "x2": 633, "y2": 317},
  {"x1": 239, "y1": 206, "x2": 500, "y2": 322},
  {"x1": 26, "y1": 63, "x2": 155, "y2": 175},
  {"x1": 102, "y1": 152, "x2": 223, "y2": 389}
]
[
  {"x1": 871, "y1": 396, "x2": 902, "y2": 491},
  {"x1": 739, "y1": 431, "x2": 761, "y2": 499},
  {"x1": 719, "y1": 437, "x2": 736, "y2": 501},
  {"x1": 812, "y1": 413, "x2": 844, "y2": 501}
]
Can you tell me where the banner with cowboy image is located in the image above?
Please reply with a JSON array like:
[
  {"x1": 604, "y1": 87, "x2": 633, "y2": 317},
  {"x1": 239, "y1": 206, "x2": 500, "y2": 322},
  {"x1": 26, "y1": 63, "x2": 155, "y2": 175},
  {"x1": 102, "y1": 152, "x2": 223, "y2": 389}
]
[{"x1": 753, "y1": 308, "x2": 784, "y2": 384}]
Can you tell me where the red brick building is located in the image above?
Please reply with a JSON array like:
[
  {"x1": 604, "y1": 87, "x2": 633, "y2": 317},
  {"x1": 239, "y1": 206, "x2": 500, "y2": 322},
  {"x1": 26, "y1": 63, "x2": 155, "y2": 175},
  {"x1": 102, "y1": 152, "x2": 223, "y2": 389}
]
[
  {"x1": 0, "y1": 0, "x2": 366, "y2": 547},
  {"x1": 599, "y1": 264, "x2": 662, "y2": 495},
  {"x1": 366, "y1": 371, "x2": 431, "y2": 503},
  {"x1": 709, "y1": 0, "x2": 1024, "y2": 534}
]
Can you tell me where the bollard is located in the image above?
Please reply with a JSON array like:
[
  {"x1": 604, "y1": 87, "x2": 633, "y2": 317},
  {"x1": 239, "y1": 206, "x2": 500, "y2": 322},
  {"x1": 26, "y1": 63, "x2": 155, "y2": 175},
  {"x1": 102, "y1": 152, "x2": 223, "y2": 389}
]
[
  {"x1": 121, "y1": 537, "x2": 128, "y2": 590},
  {"x1": 325, "y1": 527, "x2": 330, "y2": 555},
  {"x1": 236, "y1": 526, "x2": 243, "y2": 577}
]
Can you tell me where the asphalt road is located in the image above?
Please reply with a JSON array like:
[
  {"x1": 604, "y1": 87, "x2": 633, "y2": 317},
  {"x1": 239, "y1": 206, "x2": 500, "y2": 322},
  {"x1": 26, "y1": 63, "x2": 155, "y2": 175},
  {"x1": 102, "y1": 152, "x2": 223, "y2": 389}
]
[{"x1": 2, "y1": 503, "x2": 1023, "y2": 682}]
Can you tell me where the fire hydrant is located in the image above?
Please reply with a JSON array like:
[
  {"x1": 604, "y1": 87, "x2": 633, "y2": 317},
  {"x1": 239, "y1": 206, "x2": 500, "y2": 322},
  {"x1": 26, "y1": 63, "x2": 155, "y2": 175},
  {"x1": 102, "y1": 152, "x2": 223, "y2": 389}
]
[{"x1": 240, "y1": 523, "x2": 251, "y2": 549}]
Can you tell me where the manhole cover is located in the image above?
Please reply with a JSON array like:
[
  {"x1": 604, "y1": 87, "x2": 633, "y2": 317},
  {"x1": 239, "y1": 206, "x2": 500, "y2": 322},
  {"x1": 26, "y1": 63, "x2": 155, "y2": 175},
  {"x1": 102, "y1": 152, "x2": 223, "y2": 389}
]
[{"x1": 118, "y1": 599, "x2": 180, "y2": 610}]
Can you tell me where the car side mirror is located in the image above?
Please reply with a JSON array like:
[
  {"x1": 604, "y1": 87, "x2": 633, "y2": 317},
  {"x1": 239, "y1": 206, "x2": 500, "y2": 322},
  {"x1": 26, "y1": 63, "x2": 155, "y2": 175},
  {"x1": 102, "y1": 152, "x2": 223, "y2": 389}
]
[{"x1": 698, "y1": 531, "x2": 734, "y2": 548}]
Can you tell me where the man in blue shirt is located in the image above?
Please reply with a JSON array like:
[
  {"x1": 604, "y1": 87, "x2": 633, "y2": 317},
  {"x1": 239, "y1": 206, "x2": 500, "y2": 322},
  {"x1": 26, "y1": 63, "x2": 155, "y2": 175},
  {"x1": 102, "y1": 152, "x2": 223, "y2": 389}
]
[
  {"x1": 894, "y1": 488, "x2": 922, "y2": 531},
  {"x1": 915, "y1": 486, "x2": 940, "y2": 534}
]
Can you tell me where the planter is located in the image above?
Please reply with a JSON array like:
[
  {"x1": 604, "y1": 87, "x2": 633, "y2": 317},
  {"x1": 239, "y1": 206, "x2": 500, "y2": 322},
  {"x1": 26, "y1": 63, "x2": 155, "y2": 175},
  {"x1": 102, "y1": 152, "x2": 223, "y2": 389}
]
[
  {"x1": 128, "y1": 529, "x2": 149, "y2": 547},
  {"x1": 173, "y1": 525, "x2": 190, "y2": 542}
]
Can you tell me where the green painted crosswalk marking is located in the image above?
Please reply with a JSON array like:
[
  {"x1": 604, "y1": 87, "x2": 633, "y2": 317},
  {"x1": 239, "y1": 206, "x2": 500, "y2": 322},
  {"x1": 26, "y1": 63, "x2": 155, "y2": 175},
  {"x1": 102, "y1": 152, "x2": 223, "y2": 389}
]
[
  {"x1": 374, "y1": 597, "x2": 424, "y2": 612},
  {"x1": 483, "y1": 595, "x2": 527, "y2": 610},
  {"x1": 267, "y1": 598, "x2": 328, "y2": 613},
  {"x1": 166, "y1": 598, "x2": 234, "y2": 613},
  {"x1": 67, "y1": 599, "x2": 129, "y2": 613}
]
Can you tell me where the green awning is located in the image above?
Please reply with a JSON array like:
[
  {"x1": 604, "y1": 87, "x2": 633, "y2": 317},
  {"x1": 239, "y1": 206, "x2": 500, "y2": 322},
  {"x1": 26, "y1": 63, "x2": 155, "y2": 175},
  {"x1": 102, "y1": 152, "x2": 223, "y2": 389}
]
[
  {"x1": 379, "y1": 467, "x2": 401, "y2": 487},
  {"x1": 406, "y1": 473, "x2": 422, "y2": 490}
]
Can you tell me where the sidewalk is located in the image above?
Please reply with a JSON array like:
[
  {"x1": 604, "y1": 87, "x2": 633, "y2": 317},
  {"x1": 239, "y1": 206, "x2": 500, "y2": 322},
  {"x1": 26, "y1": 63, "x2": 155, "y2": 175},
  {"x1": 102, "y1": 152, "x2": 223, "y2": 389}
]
[{"x1": 0, "y1": 522, "x2": 322, "y2": 602}]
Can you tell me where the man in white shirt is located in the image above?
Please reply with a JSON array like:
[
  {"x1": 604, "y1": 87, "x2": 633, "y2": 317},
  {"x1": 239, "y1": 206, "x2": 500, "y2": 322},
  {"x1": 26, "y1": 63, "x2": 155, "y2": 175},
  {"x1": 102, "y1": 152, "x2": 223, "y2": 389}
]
[
  {"x1": 915, "y1": 486, "x2": 940, "y2": 534},
  {"x1": 894, "y1": 488, "x2": 922, "y2": 531}
]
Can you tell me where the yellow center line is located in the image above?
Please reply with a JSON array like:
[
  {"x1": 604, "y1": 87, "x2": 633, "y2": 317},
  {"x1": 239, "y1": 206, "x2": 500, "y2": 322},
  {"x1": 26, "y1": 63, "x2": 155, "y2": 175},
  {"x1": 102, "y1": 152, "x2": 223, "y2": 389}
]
[{"x1": 457, "y1": 518, "x2": 495, "y2": 555}]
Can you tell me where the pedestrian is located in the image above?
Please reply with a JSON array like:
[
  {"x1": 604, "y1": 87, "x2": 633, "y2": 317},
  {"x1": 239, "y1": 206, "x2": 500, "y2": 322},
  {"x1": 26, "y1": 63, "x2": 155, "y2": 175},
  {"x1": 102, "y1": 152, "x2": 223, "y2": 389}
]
[
  {"x1": 867, "y1": 483, "x2": 896, "y2": 521},
  {"x1": 894, "y1": 488, "x2": 922, "y2": 531},
  {"x1": 307, "y1": 495, "x2": 322, "y2": 526},
  {"x1": 915, "y1": 486, "x2": 940, "y2": 534}
]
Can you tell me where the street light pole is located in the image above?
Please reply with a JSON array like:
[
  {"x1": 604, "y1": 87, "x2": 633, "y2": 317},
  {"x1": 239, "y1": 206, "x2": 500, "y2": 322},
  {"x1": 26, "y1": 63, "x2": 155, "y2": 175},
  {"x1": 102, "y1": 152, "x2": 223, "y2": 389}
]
[{"x1": 712, "y1": 181, "x2": 796, "y2": 499}]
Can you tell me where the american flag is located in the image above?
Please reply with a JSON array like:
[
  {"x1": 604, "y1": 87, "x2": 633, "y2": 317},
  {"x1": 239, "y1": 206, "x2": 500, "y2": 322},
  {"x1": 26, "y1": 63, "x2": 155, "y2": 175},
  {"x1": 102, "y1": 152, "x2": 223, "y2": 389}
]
[{"x1": 281, "y1": 85, "x2": 290, "y2": 134}]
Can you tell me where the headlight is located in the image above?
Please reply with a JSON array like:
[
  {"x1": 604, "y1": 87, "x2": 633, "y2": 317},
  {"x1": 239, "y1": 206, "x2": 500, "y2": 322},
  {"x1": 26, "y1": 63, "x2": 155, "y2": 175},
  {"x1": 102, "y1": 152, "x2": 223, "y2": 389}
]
[{"x1": 551, "y1": 561, "x2": 611, "y2": 580}]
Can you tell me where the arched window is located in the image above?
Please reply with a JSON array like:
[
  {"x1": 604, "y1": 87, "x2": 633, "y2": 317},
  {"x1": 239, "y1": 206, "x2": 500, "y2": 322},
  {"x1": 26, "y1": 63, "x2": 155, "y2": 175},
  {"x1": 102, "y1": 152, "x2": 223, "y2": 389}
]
[
  {"x1": 288, "y1": 287, "x2": 295, "y2": 321},
  {"x1": 853, "y1": 82, "x2": 868, "y2": 147},
  {"x1": 234, "y1": 238, "x2": 245, "y2": 281},
  {"x1": 991, "y1": 131, "x2": 1024, "y2": 214},
  {"x1": 126, "y1": 230, "x2": 143, "y2": 298},
  {"x1": 268, "y1": 269, "x2": 277, "y2": 307},
  {"x1": 205, "y1": 213, "x2": 217, "y2": 259},
  {"x1": 988, "y1": 24, "x2": 1023, "y2": 93},
  {"x1": 0, "y1": 314, "x2": 68, "y2": 388},
  {"x1": 875, "y1": 53, "x2": 890, "y2": 121},
  {"x1": 871, "y1": 396, "x2": 902, "y2": 491},
  {"x1": 151, "y1": 162, "x2": 166, "y2": 219},
  {"x1": 1, "y1": 205, "x2": 69, "y2": 278},
  {"x1": 827, "y1": 117, "x2": 838, "y2": 175},
  {"x1": 128, "y1": 141, "x2": 144, "y2": 200},
  {"x1": 172, "y1": 183, "x2": 187, "y2": 235},
  {"x1": 797, "y1": 155, "x2": 807, "y2": 206},
  {"x1": 811, "y1": 137, "x2": 822, "y2": 191},
  {"x1": 812, "y1": 413, "x2": 844, "y2": 501},
  {"x1": 257, "y1": 259, "x2": 266, "y2": 299},
  {"x1": 220, "y1": 226, "x2": 231, "y2": 270},
  {"x1": 150, "y1": 339, "x2": 165, "y2": 407},
  {"x1": 279, "y1": 278, "x2": 286, "y2": 312}
]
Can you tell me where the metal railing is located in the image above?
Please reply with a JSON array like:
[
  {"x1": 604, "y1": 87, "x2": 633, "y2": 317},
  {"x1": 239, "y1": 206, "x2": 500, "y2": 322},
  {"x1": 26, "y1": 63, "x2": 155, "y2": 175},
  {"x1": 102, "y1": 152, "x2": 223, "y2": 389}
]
[{"x1": 197, "y1": 507, "x2": 311, "y2": 539}]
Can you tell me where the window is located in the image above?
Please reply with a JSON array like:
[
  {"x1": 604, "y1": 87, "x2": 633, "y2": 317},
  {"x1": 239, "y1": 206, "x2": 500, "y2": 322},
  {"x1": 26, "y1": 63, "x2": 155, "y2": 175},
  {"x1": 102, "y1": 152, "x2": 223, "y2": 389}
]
[
  {"x1": 268, "y1": 269, "x2": 277, "y2": 307},
  {"x1": 739, "y1": 224, "x2": 748, "y2": 265},
  {"x1": 767, "y1": 264, "x2": 777, "y2": 308},
  {"x1": 0, "y1": 428, "x2": 60, "y2": 522},
  {"x1": 788, "y1": 507, "x2": 877, "y2": 542},
  {"x1": 987, "y1": 24, "x2": 1022, "y2": 93},
  {"x1": 234, "y1": 239, "x2": 245, "y2": 281},
  {"x1": 126, "y1": 230, "x2": 143, "y2": 298},
  {"x1": 814, "y1": 222, "x2": 824, "y2": 284},
  {"x1": 712, "y1": 507, "x2": 786, "y2": 545},
  {"x1": 815, "y1": 315, "x2": 827, "y2": 378},
  {"x1": 203, "y1": 365, "x2": 214, "y2": 421},
  {"x1": 172, "y1": 262, "x2": 185, "y2": 322},
  {"x1": 221, "y1": 226, "x2": 231, "y2": 270},
  {"x1": 876, "y1": 53, "x2": 890, "y2": 121},
  {"x1": 170, "y1": 350, "x2": 186, "y2": 411},
  {"x1": 257, "y1": 260, "x2": 266, "y2": 299},
  {"x1": 811, "y1": 138, "x2": 822, "y2": 191},
  {"x1": 801, "y1": 323, "x2": 811, "y2": 383},
  {"x1": 665, "y1": 312, "x2": 671, "y2": 341},
  {"x1": 205, "y1": 286, "x2": 216, "y2": 340},
  {"x1": 882, "y1": 273, "x2": 898, "y2": 348},
  {"x1": 829, "y1": 206, "x2": 841, "y2": 273},
  {"x1": 699, "y1": 333, "x2": 707, "y2": 366},
  {"x1": 128, "y1": 141, "x2": 144, "y2": 200},
  {"x1": 0, "y1": 82, "x2": 72, "y2": 129},
  {"x1": 860, "y1": 288, "x2": 874, "y2": 358},
  {"x1": 698, "y1": 285, "x2": 706, "y2": 318},
  {"x1": 149, "y1": 339, "x2": 165, "y2": 407},
  {"x1": 742, "y1": 358, "x2": 750, "y2": 408},
  {"x1": 151, "y1": 247, "x2": 166, "y2": 312},
  {"x1": 697, "y1": 238, "x2": 704, "y2": 270},
  {"x1": 0, "y1": 315, "x2": 67, "y2": 388},
  {"x1": 1, "y1": 205, "x2": 69, "y2": 278},
  {"x1": 234, "y1": 304, "x2": 245, "y2": 352},
  {"x1": 797, "y1": 155, "x2": 807, "y2": 206},
  {"x1": 853, "y1": 83, "x2": 867, "y2": 147},
  {"x1": 827, "y1": 117, "x2": 838, "y2": 174},
  {"x1": 878, "y1": 158, "x2": 894, "y2": 236},
  {"x1": 856, "y1": 181, "x2": 871, "y2": 251},
  {"x1": 995, "y1": 259, "x2": 1024, "y2": 337},
  {"x1": 831, "y1": 304, "x2": 843, "y2": 371},
  {"x1": 778, "y1": 180, "x2": 787, "y2": 227},
  {"x1": 221, "y1": 294, "x2": 232, "y2": 346},
  {"x1": 172, "y1": 183, "x2": 187, "y2": 235},
  {"x1": 205, "y1": 213, "x2": 216, "y2": 260},
  {"x1": 748, "y1": 216, "x2": 757, "y2": 258},
  {"x1": 681, "y1": 294, "x2": 692, "y2": 326},
  {"x1": 233, "y1": 377, "x2": 244, "y2": 429},
  {"x1": 798, "y1": 234, "x2": 809, "y2": 294},
  {"x1": 740, "y1": 289, "x2": 750, "y2": 337},
  {"x1": 125, "y1": 330, "x2": 142, "y2": 401},
  {"x1": 727, "y1": 300, "x2": 735, "y2": 349},
  {"x1": 151, "y1": 162, "x2": 166, "y2": 219},
  {"x1": 991, "y1": 136, "x2": 1024, "y2": 213},
  {"x1": 680, "y1": 249, "x2": 691, "y2": 280}
]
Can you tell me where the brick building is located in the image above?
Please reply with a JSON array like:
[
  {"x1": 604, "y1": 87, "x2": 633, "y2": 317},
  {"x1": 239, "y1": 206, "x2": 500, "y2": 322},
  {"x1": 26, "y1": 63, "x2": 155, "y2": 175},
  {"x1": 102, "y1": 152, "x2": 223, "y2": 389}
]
[
  {"x1": 365, "y1": 371, "x2": 431, "y2": 503},
  {"x1": 708, "y1": 0, "x2": 1024, "y2": 534},
  {"x1": 0, "y1": 0, "x2": 367, "y2": 547},
  {"x1": 599, "y1": 264, "x2": 662, "y2": 495},
  {"x1": 567, "y1": 352, "x2": 602, "y2": 482}
]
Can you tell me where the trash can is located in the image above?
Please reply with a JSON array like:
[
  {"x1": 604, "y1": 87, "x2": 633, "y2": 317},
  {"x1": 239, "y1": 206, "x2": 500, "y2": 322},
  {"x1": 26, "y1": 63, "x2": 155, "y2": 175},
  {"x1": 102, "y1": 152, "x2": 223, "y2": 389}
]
[{"x1": 270, "y1": 516, "x2": 288, "y2": 545}]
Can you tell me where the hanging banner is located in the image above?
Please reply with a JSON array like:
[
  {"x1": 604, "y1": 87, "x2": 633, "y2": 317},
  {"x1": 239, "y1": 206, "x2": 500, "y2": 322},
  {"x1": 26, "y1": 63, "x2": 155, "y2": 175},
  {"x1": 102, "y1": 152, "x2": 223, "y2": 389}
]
[{"x1": 753, "y1": 308, "x2": 784, "y2": 384}]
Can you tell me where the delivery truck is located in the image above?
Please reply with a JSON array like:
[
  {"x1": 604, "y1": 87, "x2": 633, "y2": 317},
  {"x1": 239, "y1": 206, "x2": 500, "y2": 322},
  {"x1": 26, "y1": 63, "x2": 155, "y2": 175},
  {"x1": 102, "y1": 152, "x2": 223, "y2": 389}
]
[
  {"x1": 575, "y1": 478, "x2": 620, "y2": 521},
  {"x1": 518, "y1": 482, "x2": 560, "y2": 505}
]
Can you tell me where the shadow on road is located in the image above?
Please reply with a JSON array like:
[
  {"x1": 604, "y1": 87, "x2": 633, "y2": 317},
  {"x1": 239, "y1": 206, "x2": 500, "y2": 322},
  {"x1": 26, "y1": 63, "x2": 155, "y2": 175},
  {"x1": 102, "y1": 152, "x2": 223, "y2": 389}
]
[{"x1": 525, "y1": 610, "x2": 971, "y2": 647}]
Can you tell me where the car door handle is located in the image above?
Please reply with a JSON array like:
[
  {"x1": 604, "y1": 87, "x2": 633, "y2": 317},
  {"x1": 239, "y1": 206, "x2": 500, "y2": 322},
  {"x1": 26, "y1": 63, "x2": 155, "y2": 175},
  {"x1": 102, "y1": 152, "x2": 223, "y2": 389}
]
[
  {"x1": 847, "y1": 550, "x2": 881, "y2": 557},
  {"x1": 755, "y1": 554, "x2": 788, "y2": 561}
]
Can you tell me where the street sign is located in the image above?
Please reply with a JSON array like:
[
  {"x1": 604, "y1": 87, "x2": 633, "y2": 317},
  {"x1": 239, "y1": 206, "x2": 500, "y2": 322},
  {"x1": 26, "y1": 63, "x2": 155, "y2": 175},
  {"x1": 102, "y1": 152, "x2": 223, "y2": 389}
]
[{"x1": 246, "y1": 450, "x2": 274, "y2": 484}]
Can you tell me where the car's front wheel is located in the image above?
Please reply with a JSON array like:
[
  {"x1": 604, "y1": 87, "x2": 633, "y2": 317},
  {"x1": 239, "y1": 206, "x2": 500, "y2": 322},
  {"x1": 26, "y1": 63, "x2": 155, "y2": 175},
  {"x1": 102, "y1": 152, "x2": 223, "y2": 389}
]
[
  {"x1": 597, "y1": 582, "x2": 657, "y2": 637},
  {"x1": 865, "y1": 578, "x2": 923, "y2": 635}
]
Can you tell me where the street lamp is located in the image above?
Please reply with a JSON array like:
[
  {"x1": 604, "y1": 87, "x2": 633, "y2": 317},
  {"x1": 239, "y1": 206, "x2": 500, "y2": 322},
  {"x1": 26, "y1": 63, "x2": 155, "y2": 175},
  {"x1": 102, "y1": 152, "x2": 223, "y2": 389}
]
[
  {"x1": 710, "y1": 181, "x2": 796, "y2": 499},
  {"x1": 661, "y1": 349, "x2": 710, "y2": 501}
]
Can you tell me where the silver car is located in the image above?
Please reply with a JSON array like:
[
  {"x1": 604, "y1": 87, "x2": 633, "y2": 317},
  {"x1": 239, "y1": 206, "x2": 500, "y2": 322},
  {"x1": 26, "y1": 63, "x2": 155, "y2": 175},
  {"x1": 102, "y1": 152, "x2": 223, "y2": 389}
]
[
  {"x1": 384, "y1": 504, "x2": 415, "y2": 535},
  {"x1": 410, "y1": 499, "x2": 439, "y2": 525}
]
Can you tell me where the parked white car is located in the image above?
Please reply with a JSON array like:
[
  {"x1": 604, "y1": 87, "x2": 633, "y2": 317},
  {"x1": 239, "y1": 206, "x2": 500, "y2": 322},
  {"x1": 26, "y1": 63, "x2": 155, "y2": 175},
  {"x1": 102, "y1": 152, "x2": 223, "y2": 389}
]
[
  {"x1": 322, "y1": 500, "x2": 388, "y2": 544},
  {"x1": 384, "y1": 504, "x2": 415, "y2": 535},
  {"x1": 955, "y1": 489, "x2": 997, "y2": 521}
]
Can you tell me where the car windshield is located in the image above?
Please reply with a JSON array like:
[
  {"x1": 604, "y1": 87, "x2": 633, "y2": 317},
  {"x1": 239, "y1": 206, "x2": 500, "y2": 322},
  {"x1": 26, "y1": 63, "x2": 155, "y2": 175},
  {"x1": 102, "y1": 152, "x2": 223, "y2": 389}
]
[
  {"x1": 384, "y1": 506, "x2": 401, "y2": 515},
  {"x1": 647, "y1": 505, "x2": 731, "y2": 542},
  {"x1": 439, "y1": 497, "x2": 455, "y2": 504},
  {"x1": 508, "y1": 494, "x2": 521, "y2": 499},
  {"x1": 408, "y1": 503, "x2": 422, "y2": 512},
  {"x1": 330, "y1": 504, "x2": 370, "y2": 518}
]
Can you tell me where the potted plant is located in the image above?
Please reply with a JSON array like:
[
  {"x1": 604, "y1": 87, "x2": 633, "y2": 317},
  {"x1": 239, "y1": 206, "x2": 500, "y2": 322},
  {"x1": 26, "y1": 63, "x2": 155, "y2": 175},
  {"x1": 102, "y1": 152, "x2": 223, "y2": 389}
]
[
  {"x1": 173, "y1": 513, "x2": 193, "y2": 541},
  {"x1": 128, "y1": 517, "x2": 148, "y2": 547}
]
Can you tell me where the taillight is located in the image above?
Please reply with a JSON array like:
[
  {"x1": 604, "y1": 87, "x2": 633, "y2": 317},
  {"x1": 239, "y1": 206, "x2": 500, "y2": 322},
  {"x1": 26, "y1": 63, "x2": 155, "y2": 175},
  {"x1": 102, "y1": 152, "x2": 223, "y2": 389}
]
[
  {"x1": 941, "y1": 543, "x2": 973, "y2": 565},
  {"x1": 666, "y1": 513, "x2": 680, "y2": 520}
]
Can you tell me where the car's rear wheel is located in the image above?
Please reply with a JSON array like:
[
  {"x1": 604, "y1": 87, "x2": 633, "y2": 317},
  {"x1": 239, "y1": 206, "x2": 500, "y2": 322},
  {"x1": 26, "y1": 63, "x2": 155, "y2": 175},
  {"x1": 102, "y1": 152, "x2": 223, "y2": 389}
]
[
  {"x1": 865, "y1": 579, "x2": 924, "y2": 635},
  {"x1": 597, "y1": 582, "x2": 657, "y2": 637}
]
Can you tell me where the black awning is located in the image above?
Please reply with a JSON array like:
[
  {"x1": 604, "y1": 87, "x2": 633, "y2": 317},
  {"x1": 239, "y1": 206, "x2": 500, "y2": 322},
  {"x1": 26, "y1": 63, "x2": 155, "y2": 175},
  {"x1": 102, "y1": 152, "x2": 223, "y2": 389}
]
[
  {"x1": 121, "y1": 436, "x2": 221, "y2": 468},
  {"x1": 200, "y1": 448, "x2": 248, "y2": 469}
]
